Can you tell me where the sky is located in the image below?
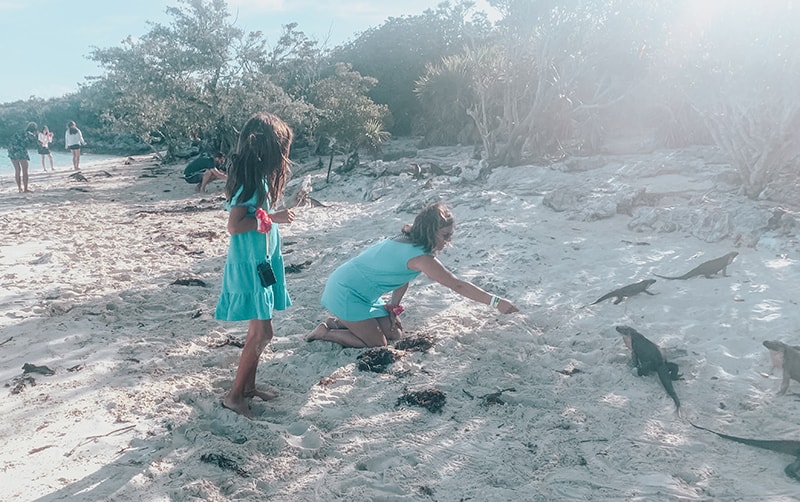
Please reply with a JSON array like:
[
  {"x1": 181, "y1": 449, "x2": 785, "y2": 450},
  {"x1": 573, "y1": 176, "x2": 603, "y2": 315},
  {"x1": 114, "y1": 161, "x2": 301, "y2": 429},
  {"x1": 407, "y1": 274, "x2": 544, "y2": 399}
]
[{"x1": 0, "y1": 0, "x2": 497, "y2": 104}]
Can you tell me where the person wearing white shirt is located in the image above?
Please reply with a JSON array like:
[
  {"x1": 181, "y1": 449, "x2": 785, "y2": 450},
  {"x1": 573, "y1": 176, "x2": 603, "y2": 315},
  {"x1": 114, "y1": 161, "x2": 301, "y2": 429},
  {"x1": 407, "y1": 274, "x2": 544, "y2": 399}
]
[
  {"x1": 37, "y1": 125, "x2": 55, "y2": 172},
  {"x1": 64, "y1": 120, "x2": 86, "y2": 170}
]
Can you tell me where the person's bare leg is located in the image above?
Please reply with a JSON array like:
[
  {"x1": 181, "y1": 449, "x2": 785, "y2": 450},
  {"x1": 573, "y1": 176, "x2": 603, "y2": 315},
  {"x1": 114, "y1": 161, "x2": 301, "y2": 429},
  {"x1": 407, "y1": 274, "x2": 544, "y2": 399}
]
[
  {"x1": 201, "y1": 170, "x2": 212, "y2": 192},
  {"x1": 12, "y1": 160, "x2": 22, "y2": 192},
  {"x1": 20, "y1": 160, "x2": 31, "y2": 192},
  {"x1": 325, "y1": 317, "x2": 347, "y2": 329},
  {"x1": 307, "y1": 317, "x2": 345, "y2": 341},
  {"x1": 307, "y1": 322, "x2": 330, "y2": 340},
  {"x1": 201, "y1": 170, "x2": 225, "y2": 192},
  {"x1": 240, "y1": 319, "x2": 278, "y2": 401},
  {"x1": 223, "y1": 319, "x2": 274, "y2": 418},
  {"x1": 72, "y1": 149, "x2": 80, "y2": 170},
  {"x1": 306, "y1": 318, "x2": 389, "y2": 347},
  {"x1": 41, "y1": 155, "x2": 47, "y2": 171},
  {"x1": 377, "y1": 315, "x2": 403, "y2": 341},
  {"x1": 199, "y1": 171, "x2": 210, "y2": 192},
  {"x1": 48, "y1": 153, "x2": 54, "y2": 171}
]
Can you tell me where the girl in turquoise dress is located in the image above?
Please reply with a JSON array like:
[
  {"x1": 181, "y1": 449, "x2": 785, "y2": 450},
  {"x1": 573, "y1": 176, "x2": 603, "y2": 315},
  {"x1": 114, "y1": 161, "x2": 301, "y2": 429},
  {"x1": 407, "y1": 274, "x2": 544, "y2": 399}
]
[
  {"x1": 307, "y1": 203, "x2": 520, "y2": 348},
  {"x1": 216, "y1": 112, "x2": 295, "y2": 419}
]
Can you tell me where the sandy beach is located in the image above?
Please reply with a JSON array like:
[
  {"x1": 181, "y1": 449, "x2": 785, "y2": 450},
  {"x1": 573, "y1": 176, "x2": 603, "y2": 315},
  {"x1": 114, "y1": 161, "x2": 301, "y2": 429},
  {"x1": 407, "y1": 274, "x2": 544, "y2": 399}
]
[{"x1": 1, "y1": 145, "x2": 799, "y2": 501}]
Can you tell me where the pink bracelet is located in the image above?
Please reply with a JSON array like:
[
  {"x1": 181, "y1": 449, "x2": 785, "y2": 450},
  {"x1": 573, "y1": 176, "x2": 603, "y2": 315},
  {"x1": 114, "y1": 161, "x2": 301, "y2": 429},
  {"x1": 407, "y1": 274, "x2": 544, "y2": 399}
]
[{"x1": 385, "y1": 304, "x2": 404, "y2": 316}]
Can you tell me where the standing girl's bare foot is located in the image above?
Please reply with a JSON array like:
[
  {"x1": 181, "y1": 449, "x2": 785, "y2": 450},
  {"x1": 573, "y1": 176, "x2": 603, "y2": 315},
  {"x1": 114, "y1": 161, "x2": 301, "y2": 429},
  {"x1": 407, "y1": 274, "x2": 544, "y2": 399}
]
[
  {"x1": 221, "y1": 393, "x2": 253, "y2": 419},
  {"x1": 244, "y1": 388, "x2": 279, "y2": 401}
]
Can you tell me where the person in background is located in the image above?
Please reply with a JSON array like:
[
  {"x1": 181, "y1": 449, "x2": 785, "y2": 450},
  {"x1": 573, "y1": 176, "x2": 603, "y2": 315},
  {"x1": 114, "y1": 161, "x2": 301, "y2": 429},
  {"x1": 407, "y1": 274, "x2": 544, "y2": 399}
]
[
  {"x1": 215, "y1": 112, "x2": 296, "y2": 419},
  {"x1": 307, "y1": 202, "x2": 519, "y2": 348},
  {"x1": 183, "y1": 152, "x2": 227, "y2": 192},
  {"x1": 38, "y1": 125, "x2": 55, "y2": 172},
  {"x1": 8, "y1": 122, "x2": 38, "y2": 193},
  {"x1": 64, "y1": 120, "x2": 86, "y2": 170}
]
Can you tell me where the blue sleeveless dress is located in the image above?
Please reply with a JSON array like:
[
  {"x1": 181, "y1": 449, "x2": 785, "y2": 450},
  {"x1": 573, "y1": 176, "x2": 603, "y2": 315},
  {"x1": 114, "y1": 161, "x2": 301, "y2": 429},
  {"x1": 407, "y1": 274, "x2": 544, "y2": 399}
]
[
  {"x1": 215, "y1": 186, "x2": 290, "y2": 321},
  {"x1": 321, "y1": 239, "x2": 428, "y2": 321}
]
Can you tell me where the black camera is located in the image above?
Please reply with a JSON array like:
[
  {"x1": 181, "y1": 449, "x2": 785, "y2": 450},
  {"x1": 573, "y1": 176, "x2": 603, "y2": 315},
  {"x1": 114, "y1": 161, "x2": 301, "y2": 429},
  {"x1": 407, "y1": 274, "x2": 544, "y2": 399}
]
[{"x1": 257, "y1": 262, "x2": 277, "y2": 288}]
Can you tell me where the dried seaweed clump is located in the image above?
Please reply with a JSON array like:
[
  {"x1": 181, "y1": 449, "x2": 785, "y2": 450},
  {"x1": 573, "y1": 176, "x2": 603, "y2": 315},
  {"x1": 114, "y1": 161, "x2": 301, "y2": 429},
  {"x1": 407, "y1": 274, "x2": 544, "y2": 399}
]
[
  {"x1": 357, "y1": 347, "x2": 400, "y2": 373},
  {"x1": 394, "y1": 334, "x2": 435, "y2": 352},
  {"x1": 396, "y1": 388, "x2": 446, "y2": 413}
]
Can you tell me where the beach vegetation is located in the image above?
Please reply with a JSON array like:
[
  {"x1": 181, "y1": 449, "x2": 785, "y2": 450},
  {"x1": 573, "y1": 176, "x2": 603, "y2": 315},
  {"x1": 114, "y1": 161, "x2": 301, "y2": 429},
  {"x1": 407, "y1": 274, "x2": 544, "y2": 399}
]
[
  {"x1": 332, "y1": 0, "x2": 492, "y2": 137},
  {"x1": 88, "y1": 0, "x2": 260, "y2": 160},
  {"x1": 1, "y1": 0, "x2": 799, "y2": 199},
  {"x1": 307, "y1": 63, "x2": 390, "y2": 181}
]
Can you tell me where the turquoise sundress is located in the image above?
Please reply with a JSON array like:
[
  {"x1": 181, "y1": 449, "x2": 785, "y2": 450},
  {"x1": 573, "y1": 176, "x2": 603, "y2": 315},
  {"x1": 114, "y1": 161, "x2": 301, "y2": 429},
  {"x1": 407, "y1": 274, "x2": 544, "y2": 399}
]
[
  {"x1": 215, "y1": 185, "x2": 290, "y2": 321},
  {"x1": 321, "y1": 239, "x2": 428, "y2": 321}
]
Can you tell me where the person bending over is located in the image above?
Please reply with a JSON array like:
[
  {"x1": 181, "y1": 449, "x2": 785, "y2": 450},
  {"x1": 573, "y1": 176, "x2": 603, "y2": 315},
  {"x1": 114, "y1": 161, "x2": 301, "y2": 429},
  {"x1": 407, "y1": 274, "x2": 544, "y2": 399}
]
[
  {"x1": 184, "y1": 152, "x2": 226, "y2": 192},
  {"x1": 307, "y1": 202, "x2": 519, "y2": 348}
]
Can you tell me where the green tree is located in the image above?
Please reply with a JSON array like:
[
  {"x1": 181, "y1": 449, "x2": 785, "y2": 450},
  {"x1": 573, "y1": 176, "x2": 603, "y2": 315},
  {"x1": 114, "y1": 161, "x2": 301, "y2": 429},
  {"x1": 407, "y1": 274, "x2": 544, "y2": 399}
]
[
  {"x1": 89, "y1": 0, "x2": 311, "y2": 160},
  {"x1": 308, "y1": 63, "x2": 390, "y2": 181},
  {"x1": 0, "y1": 92, "x2": 106, "y2": 150},
  {"x1": 263, "y1": 23, "x2": 327, "y2": 99},
  {"x1": 333, "y1": 1, "x2": 490, "y2": 136},
  {"x1": 414, "y1": 51, "x2": 479, "y2": 146}
]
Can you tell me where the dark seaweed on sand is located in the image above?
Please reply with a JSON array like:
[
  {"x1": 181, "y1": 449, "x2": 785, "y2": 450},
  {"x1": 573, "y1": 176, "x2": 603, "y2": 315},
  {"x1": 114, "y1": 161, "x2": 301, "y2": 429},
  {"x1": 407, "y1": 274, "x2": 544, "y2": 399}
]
[
  {"x1": 396, "y1": 388, "x2": 446, "y2": 413},
  {"x1": 200, "y1": 453, "x2": 248, "y2": 477},
  {"x1": 357, "y1": 347, "x2": 399, "y2": 373},
  {"x1": 394, "y1": 334, "x2": 435, "y2": 352}
]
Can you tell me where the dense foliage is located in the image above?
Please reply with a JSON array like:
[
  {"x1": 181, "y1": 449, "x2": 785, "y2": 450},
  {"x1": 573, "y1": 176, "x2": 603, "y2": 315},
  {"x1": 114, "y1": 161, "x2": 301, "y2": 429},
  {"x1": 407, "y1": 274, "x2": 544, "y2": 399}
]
[{"x1": 1, "y1": 0, "x2": 798, "y2": 198}]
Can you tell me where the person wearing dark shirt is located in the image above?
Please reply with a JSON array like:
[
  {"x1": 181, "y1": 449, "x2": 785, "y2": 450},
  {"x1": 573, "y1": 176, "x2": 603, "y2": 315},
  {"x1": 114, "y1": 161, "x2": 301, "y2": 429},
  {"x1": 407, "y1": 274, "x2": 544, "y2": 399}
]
[
  {"x1": 8, "y1": 122, "x2": 38, "y2": 193},
  {"x1": 183, "y1": 152, "x2": 226, "y2": 192}
]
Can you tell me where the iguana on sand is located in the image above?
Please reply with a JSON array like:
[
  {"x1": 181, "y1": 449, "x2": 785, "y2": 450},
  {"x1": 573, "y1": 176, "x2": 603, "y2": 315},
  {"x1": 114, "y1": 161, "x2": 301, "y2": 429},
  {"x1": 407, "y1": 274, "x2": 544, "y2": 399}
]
[
  {"x1": 654, "y1": 252, "x2": 738, "y2": 280},
  {"x1": 616, "y1": 325, "x2": 681, "y2": 413},
  {"x1": 590, "y1": 279, "x2": 657, "y2": 305},
  {"x1": 762, "y1": 340, "x2": 800, "y2": 395}
]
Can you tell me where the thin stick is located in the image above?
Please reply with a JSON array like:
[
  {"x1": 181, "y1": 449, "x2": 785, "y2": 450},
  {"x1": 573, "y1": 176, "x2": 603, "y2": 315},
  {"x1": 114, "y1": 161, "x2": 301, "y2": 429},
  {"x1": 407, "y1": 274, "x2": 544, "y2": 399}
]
[{"x1": 65, "y1": 424, "x2": 136, "y2": 457}]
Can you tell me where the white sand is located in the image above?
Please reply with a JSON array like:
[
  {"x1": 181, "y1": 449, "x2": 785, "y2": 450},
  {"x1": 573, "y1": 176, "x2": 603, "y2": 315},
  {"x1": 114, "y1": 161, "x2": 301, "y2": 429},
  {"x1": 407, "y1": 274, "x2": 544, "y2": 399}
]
[{"x1": 1, "y1": 147, "x2": 799, "y2": 501}]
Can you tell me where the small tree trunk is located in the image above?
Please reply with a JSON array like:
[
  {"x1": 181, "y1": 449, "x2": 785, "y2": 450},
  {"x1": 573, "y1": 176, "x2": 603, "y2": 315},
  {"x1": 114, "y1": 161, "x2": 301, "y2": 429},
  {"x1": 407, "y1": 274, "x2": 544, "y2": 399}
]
[{"x1": 326, "y1": 150, "x2": 334, "y2": 183}]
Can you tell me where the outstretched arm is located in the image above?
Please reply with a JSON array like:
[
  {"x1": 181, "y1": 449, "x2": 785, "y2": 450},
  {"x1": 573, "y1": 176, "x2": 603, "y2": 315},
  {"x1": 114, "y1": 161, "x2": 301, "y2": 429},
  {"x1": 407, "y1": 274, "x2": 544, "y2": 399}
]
[{"x1": 408, "y1": 255, "x2": 518, "y2": 313}]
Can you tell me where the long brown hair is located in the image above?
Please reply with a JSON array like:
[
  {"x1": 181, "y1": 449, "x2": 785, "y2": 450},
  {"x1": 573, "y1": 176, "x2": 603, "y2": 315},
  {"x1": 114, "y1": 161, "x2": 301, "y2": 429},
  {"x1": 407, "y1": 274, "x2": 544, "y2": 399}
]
[
  {"x1": 403, "y1": 202, "x2": 455, "y2": 252},
  {"x1": 225, "y1": 112, "x2": 293, "y2": 208}
]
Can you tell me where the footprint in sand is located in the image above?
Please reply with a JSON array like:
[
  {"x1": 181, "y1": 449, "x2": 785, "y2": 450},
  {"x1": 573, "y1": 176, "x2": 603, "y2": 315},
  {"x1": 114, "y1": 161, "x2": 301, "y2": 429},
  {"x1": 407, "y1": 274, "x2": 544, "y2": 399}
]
[{"x1": 284, "y1": 422, "x2": 323, "y2": 458}]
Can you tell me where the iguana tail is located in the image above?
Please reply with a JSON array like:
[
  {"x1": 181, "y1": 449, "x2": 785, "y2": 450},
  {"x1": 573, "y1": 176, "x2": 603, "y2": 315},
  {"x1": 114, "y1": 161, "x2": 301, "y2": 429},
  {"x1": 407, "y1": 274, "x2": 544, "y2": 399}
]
[
  {"x1": 656, "y1": 364, "x2": 681, "y2": 410},
  {"x1": 689, "y1": 421, "x2": 800, "y2": 456},
  {"x1": 653, "y1": 273, "x2": 685, "y2": 281}
]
